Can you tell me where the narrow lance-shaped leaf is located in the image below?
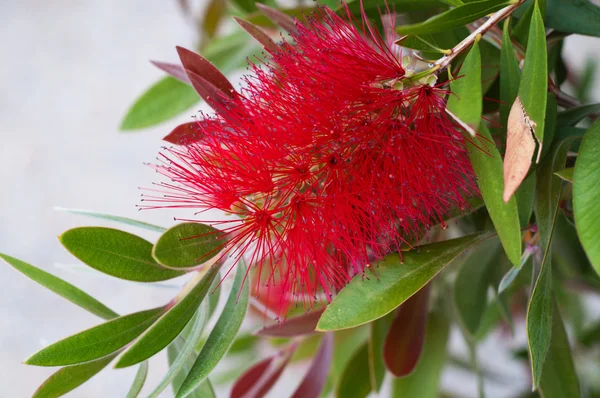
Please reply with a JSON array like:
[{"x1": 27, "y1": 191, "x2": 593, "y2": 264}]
[
  {"x1": 392, "y1": 311, "x2": 450, "y2": 398},
  {"x1": 201, "y1": 0, "x2": 226, "y2": 40},
  {"x1": 176, "y1": 46, "x2": 234, "y2": 98},
  {"x1": 120, "y1": 77, "x2": 199, "y2": 131},
  {"x1": 291, "y1": 333, "x2": 334, "y2": 398},
  {"x1": 396, "y1": 1, "x2": 514, "y2": 36},
  {"x1": 500, "y1": 17, "x2": 521, "y2": 134},
  {"x1": 256, "y1": 309, "x2": 324, "y2": 337},
  {"x1": 25, "y1": 307, "x2": 164, "y2": 367},
  {"x1": 231, "y1": 343, "x2": 296, "y2": 398},
  {"x1": 176, "y1": 262, "x2": 250, "y2": 398},
  {"x1": 574, "y1": 120, "x2": 600, "y2": 275},
  {"x1": 147, "y1": 301, "x2": 210, "y2": 398},
  {"x1": 538, "y1": 300, "x2": 581, "y2": 398},
  {"x1": 115, "y1": 263, "x2": 221, "y2": 368},
  {"x1": 152, "y1": 222, "x2": 225, "y2": 270},
  {"x1": 447, "y1": 42, "x2": 522, "y2": 267},
  {"x1": 516, "y1": 172, "x2": 536, "y2": 228},
  {"x1": 60, "y1": 227, "x2": 185, "y2": 282},
  {"x1": 125, "y1": 361, "x2": 148, "y2": 398},
  {"x1": 555, "y1": 167, "x2": 574, "y2": 183},
  {"x1": 54, "y1": 207, "x2": 166, "y2": 233},
  {"x1": 368, "y1": 313, "x2": 393, "y2": 392},
  {"x1": 556, "y1": 103, "x2": 600, "y2": 127},
  {"x1": 518, "y1": 0, "x2": 547, "y2": 145},
  {"x1": 454, "y1": 239, "x2": 501, "y2": 336},
  {"x1": 317, "y1": 232, "x2": 494, "y2": 331},
  {"x1": 0, "y1": 253, "x2": 118, "y2": 320},
  {"x1": 256, "y1": 3, "x2": 299, "y2": 34},
  {"x1": 233, "y1": 17, "x2": 279, "y2": 53},
  {"x1": 162, "y1": 121, "x2": 205, "y2": 145},
  {"x1": 545, "y1": 0, "x2": 600, "y2": 38},
  {"x1": 150, "y1": 61, "x2": 190, "y2": 85},
  {"x1": 527, "y1": 138, "x2": 574, "y2": 389},
  {"x1": 335, "y1": 343, "x2": 372, "y2": 398},
  {"x1": 32, "y1": 353, "x2": 117, "y2": 398},
  {"x1": 384, "y1": 285, "x2": 430, "y2": 377},
  {"x1": 168, "y1": 338, "x2": 216, "y2": 398},
  {"x1": 395, "y1": 35, "x2": 450, "y2": 54}
]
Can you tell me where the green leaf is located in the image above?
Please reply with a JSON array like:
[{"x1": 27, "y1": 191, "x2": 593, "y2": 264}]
[
  {"x1": 396, "y1": 0, "x2": 513, "y2": 35},
  {"x1": 500, "y1": 18, "x2": 522, "y2": 134},
  {"x1": 115, "y1": 264, "x2": 221, "y2": 368},
  {"x1": 168, "y1": 338, "x2": 216, "y2": 398},
  {"x1": 55, "y1": 207, "x2": 166, "y2": 233},
  {"x1": 392, "y1": 311, "x2": 450, "y2": 398},
  {"x1": 554, "y1": 167, "x2": 573, "y2": 182},
  {"x1": 125, "y1": 362, "x2": 148, "y2": 398},
  {"x1": 25, "y1": 307, "x2": 163, "y2": 366},
  {"x1": 454, "y1": 239, "x2": 501, "y2": 335},
  {"x1": 447, "y1": 42, "x2": 522, "y2": 267},
  {"x1": 32, "y1": 354, "x2": 116, "y2": 398},
  {"x1": 538, "y1": 301, "x2": 581, "y2": 398},
  {"x1": 557, "y1": 103, "x2": 600, "y2": 127},
  {"x1": 153, "y1": 223, "x2": 225, "y2": 269},
  {"x1": 203, "y1": 31, "x2": 259, "y2": 74},
  {"x1": 0, "y1": 253, "x2": 118, "y2": 320},
  {"x1": 516, "y1": 172, "x2": 536, "y2": 228},
  {"x1": 176, "y1": 262, "x2": 250, "y2": 398},
  {"x1": 546, "y1": 0, "x2": 600, "y2": 37},
  {"x1": 395, "y1": 35, "x2": 449, "y2": 54},
  {"x1": 323, "y1": 328, "x2": 369, "y2": 397},
  {"x1": 368, "y1": 314, "x2": 393, "y2": 392},
  {"x1": 574, "y1": 120, "x2": 600, "y2": 275},
  {"x1": 528, "y1": 138, "x2": 574, "y2": 388},
  {"x1": 147, "y1": 301, "x2": 209, "y2": 397},
  {"x1": 518, "y1": 0, "x2": 548, "y2": 144},
  {"x1": 542, "y1": 93, "x2": 558, "y2": 158},
  {"x1": 447, "y1": 42, "x2": 482, "y2": 129},
  {"x1": 336, "y1": 343, "x2": 371, "y2": 398},
  {"x1": 317, "y1": 232, "x2": 494, "y2": 331},
  {"x1": 120, "y1": 77, "x2": 199, "y2": 131},
  {"x1": 440, "y1": 0, "x2": 465, "y2": 5},
  {"x1": 60, "y1": 227, "x2": 185, "y2": 282}
]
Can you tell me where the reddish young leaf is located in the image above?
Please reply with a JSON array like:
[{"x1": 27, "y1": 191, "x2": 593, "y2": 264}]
[
  {"x1": 383, "y1": 285, "x2": 430, "y2": 377},
  {"x1": 176, "y1": 46, "x2": 235, "y2": 98},
  {"x1": 256, "y1": 3, "x2": 299, "y2": 34},
  {"x1": 163, "y1": 122, "x2": 204, "y2": 145},
  {"x1": 150, "y1": 61, "x2": 191, "y2": 85},
  {"x1": 291, "y1": 333, "x2": 333, "y2": 398},
  {"x1": 233, "y1": 17, "x2": 280, "y2": 53},
  {"x1": 230, "y1": 344, "x2": 296, "y2": 398},
  {"x1": 186, "y1": 70, "x2": 232, "y2": 114},
  {"x1": 255, "y1": 310, "x2": 324, "y2": 338}
]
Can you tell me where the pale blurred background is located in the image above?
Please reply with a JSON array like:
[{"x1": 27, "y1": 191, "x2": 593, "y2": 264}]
[{"x1": 1, "y1": 1, "x2": 598, "y2": 397}]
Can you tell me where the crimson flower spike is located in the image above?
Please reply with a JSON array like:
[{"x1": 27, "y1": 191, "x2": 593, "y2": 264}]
[{"x1": 145, "y1": 2, "x2": 479, "y2": 316}]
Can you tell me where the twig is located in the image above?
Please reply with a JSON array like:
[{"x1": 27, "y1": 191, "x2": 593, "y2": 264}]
[{"x1": 434, "y1": 0, "x2": 526, "y2": 72}]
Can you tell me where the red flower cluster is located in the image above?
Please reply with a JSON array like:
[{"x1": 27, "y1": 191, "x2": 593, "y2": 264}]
[{"x1": 148, "y1": 4, "x2": 476, "y2": 312}]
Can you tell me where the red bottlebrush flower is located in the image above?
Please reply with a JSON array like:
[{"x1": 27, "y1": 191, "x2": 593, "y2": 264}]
[{"x1": 145, "y1": 3, "x2": 477, "y2": 315}]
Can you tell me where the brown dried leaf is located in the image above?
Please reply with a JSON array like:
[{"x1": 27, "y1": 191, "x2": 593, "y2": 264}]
[
  {"x1": 256, "y1": 4, "x2": 299, "y2": 35},
  {"x1": 233, "y1": 17, "x2": 280, "y2": 54},
  {"x1": 176, "y1": 46, "x2": 235, "y2": 99},
  {"x1": 503, "y1": 96, "x2": 541, "y2": 203}
]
